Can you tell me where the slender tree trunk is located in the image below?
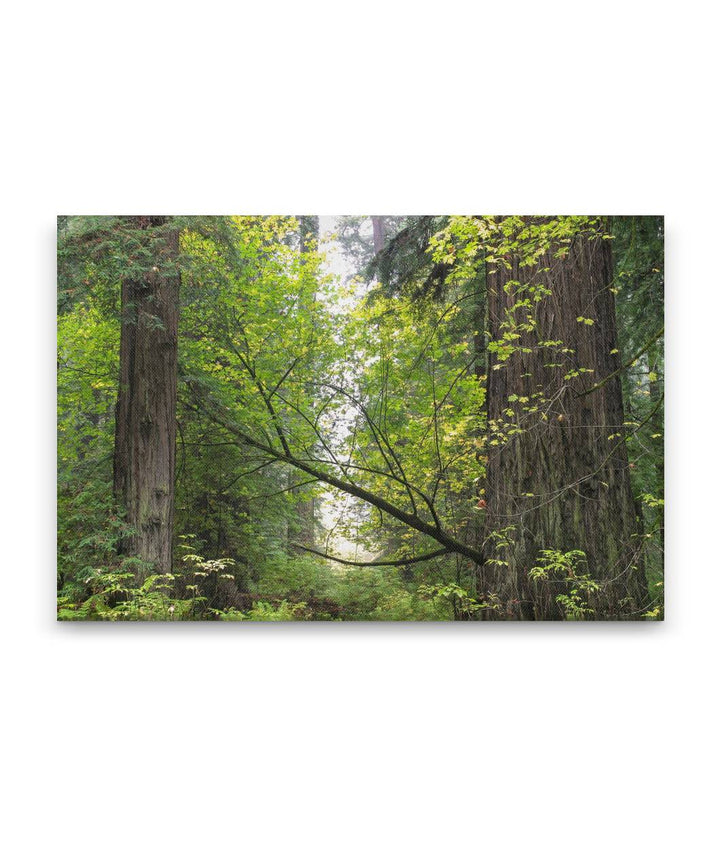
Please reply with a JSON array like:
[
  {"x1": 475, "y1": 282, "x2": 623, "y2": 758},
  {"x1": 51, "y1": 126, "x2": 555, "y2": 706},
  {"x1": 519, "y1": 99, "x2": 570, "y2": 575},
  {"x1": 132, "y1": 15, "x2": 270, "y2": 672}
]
[
  {"x1": 290, "y1": 216, "x2": 320, "y2": 548},
  {"x1": 480, "y1": 222, "x2": 647, "y2": 619},
  {"x1": 113, "y1": 217, "x2": 180, "y2": 577}
]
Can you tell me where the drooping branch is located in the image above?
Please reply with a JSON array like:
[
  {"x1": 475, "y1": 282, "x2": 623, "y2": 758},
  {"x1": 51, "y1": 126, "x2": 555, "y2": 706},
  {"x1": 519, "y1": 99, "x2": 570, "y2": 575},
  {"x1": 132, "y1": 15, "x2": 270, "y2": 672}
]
[
  {"x1": 290, "y1": 543, "x2": 452, "y2": 568},
  {"x1": 192, "y1": 390, "x2": 485, "y2": 566}
]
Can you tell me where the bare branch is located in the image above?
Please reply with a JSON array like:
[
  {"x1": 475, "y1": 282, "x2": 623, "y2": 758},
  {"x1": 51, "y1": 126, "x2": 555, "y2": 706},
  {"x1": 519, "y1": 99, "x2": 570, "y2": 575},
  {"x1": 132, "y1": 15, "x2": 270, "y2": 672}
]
[{"x1": 290, "y1": 543, "x2": 452, "y2": 568}]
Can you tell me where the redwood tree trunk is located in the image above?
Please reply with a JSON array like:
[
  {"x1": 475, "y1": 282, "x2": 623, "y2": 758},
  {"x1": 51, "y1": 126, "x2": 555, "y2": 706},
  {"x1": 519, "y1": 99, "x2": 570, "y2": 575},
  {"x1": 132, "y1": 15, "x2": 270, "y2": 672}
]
[
  {"x1": 113, "y1": 217, "x2": 180, "y2": 577},
  {"x1": 480, "y1": 222, "x2": 647, "y2": 619}
]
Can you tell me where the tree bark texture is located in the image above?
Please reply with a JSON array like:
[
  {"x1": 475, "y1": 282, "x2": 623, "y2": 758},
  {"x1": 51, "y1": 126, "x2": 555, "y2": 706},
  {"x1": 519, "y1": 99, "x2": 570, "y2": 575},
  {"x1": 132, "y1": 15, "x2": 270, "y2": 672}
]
[
  {"x1": 480, "y1": 223, "x2": 647, "y2": 619},
  {"x1": 113, "y1": 217, "x2": 180, "y2": 577}
]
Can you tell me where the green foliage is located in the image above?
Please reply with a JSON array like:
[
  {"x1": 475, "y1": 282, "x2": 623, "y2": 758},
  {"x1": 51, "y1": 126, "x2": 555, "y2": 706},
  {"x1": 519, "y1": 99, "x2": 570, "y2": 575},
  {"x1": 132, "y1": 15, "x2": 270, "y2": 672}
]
[
  {"x1": 57, "y1": 546, "x2": 231, "y2": 621},
  {"x1": 417, "y1": 582, "x2": 499, "y2": 619},
  {"x1": 218, "y1": 601, "x2": 309, "y2": 621},
  {"x1": 529, "y1": 549, "x2": 600, "y2": 620},
  {"x1": 331, "y1": 566, "x2": 454, "y2": 621},
  {"x1": 57, "y1": 214, "x2": 663, "y2": 620},
  {"x1": 612, "y1": 216, "x2": 664, "y2": 592}
]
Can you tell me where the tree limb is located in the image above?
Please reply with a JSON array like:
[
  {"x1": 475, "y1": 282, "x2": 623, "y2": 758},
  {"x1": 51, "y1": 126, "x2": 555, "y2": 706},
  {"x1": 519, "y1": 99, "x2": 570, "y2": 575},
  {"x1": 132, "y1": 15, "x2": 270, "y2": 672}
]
[
  {"x1": 290, "y1": 543, "x2": 452, "y2": 567},
  {"x1": 193, "y1": 393, "x2": 485, "y2": 566}
]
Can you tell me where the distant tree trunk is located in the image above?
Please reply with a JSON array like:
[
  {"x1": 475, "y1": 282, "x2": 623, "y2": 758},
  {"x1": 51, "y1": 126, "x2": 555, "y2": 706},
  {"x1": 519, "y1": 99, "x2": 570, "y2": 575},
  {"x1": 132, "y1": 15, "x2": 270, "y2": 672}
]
[
  {"x1": 480, "y1": 222, "x2": 647, "y2": 619},
  {"x1": 290, "y1": 216, "x2": 320, "y2": 549},
  {"x1": 371, "y1": 216, "x2": 386, "y2": 254},
  {"x1": 113, "y1": 217, "x2": 180, "y2": 577}
]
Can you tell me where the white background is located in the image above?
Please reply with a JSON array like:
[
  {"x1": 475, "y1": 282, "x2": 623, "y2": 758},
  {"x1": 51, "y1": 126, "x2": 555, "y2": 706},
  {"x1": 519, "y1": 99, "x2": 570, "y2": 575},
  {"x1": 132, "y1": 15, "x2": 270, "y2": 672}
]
[{"x1": 1, "y1": 2, "x2": 717, "y2": 854}]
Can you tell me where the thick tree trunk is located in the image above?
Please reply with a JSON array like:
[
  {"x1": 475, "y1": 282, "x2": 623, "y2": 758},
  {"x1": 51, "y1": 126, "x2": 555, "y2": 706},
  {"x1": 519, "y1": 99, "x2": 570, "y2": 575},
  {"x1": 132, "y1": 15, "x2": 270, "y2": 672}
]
[
  {"x1": 113, "y1": 217, "x2": 180, "y2": 577},
  {"x1": 480, "y1": 222, "x2": 647, "y2": 619}
]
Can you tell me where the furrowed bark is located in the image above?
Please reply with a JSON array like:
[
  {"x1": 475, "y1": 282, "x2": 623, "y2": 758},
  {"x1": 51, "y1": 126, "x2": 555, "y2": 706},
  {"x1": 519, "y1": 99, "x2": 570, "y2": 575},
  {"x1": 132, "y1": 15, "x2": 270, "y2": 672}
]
[
  {"x1": 113, "y1": 217, "x2": 180, "y2": 577},
  {"x1": 480, "y1": 221, "x2": 647, "y2": 619}
]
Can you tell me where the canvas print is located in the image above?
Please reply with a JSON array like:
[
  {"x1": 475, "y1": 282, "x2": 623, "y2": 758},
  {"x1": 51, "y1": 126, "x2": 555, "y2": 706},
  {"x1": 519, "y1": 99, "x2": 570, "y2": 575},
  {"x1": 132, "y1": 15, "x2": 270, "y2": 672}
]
[{"x1": 57, "y1": 216, "x2": 664, "y2": 621}]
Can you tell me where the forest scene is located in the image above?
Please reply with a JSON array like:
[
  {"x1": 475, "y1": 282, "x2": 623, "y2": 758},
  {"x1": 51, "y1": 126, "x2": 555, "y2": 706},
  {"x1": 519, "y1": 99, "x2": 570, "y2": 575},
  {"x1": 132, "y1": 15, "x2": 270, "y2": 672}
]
[{"x1": 57, "y1": 215, "x2": 664, "y2": 621}]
